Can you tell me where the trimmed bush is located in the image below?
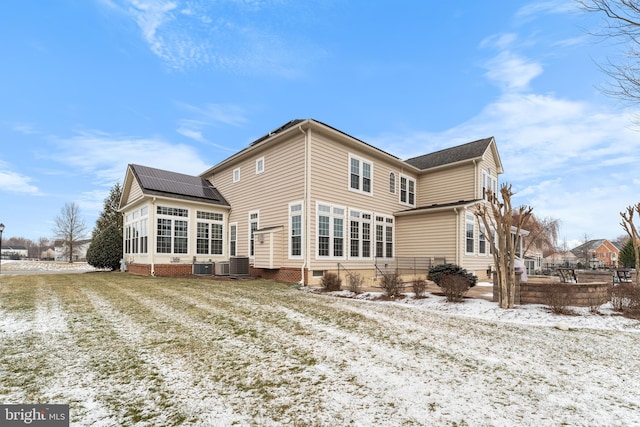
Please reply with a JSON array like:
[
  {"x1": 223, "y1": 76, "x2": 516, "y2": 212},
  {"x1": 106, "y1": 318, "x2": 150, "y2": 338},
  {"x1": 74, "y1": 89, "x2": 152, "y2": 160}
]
[
  {"x1": 321, "y1": 272, "x2": 342, "y2": 291},
  {"x1": 611, "y1": 283, "x2": 640, "y2": 318},
  {"x1": 380, "y1": 272, "x2": 403, "y2": 298},
  {"x1": 428, "y1": 264, "x2": 477, "y2": 288},
  {"x1": 347, "y1": 272, "x2": 364, "y2": 294},
  {"x1": 429, "y1": 264, "x2": 476, "y2": 302},
  {"x1": 545, "y1": 284, "x2": 574, "y2": 315},
  {"x1": 412, "y1": 278, "x2": 427, "y2": 298}
]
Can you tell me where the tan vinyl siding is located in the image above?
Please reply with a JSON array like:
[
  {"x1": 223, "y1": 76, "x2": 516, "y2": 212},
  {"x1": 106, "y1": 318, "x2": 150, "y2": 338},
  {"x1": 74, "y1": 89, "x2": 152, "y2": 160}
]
[
  {"x1": 395, "y1": 211, "x2": 457, "y2": 261},
  {"x1": 307, "y1": 129, "x2": 415, "y2": 269},
  {"x1": 126, "y1": 179, "x2": 144, "y2": 205},
  {"x1": 205, "y1": 133, "x2": 306, "y2": 266},
  {"x1": 416, "y1": 163, "x2": 476, "y2": 206}
]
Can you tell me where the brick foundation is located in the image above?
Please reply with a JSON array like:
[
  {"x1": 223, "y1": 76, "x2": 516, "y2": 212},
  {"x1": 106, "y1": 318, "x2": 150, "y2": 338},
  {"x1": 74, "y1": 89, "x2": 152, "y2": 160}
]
[
  {"x1": 127, "y1": 263, "x2": 151, "y2": 276},
  {"x1": 126, "y1": 263, "x2": 193, "y2": 277}
]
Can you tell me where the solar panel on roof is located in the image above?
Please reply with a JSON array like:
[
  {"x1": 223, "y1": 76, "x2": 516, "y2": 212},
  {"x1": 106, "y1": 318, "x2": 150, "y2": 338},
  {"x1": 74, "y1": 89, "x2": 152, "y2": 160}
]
[{"x1": 131, "y1": 164, "x2": 227, "y2": 205}]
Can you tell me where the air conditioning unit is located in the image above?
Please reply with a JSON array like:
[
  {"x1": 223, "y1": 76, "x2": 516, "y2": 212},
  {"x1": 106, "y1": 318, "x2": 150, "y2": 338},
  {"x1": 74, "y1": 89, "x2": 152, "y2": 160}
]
[
  {"x1": 215, "y1": 262, "x2": 230, "y2": 276},
  {"x1": 229, "y1": 256, "x2": 250, "y2": 276},
  {"x1": 193, "y1": 262, "x2": 214, "y2": 276}
]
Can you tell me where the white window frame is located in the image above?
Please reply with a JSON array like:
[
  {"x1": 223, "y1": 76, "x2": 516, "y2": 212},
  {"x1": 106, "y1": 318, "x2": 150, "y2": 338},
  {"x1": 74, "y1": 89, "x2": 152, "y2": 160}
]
[
  {"x1": 389, "y1": 172, "x2": 396, "y2": 194},
  {"x1": 289, "y1": 201, "x2": 303, "y2": 259},
  {"x1": 348, "y1": 208, "x2": 373, "y2": 260},
  {"x1": 348, "y1": 154, "x2": 373, "y2": 196},
  {"x1": 233, "y1": 167, "x2": 241, "y2": 183},
  {"x1": 256, "y1": 157, "x2": 265, "y2": 174},
  {"x1": 229, "y1": 222, "x2": 237, "y2": 257},
  {"x1": 482, "y1": 169, "x2": 498, "y2": 201},
  {"x1": 249, "y1": 210, "x2": 259, "y2": 258},
  {"x1": 316, "y1": 202, "x2": 346, "y2": 260},
  {"x1": 375, "y1": 214, "x2": 394, "y2": 259},
  {"x1": 399, "y1": 174, "x2": 416, "y2": 207},
  {"x1": 156, "y1": 205, "x2": 189, "y2": 255},
  {"x1": 465, "y1": 213, "x2": 475, "y2": 255},
  {"x1": 196, "y1": 210, "x2": 224, "y2": 256},
  {"x1": 479, "y1": 225, "x2": 488, "y2": 256}
]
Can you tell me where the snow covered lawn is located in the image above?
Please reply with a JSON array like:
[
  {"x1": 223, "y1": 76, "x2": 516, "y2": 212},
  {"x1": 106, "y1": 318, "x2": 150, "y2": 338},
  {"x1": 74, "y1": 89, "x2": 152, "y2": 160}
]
[{"x1": 1, "y1": 273, "x2": 639, "y2": 426}]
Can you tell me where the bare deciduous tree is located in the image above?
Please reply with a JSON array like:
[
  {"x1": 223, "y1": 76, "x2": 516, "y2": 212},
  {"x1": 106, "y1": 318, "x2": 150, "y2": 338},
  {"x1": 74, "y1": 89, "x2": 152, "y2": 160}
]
[
  {"x1": 513, "y1": 213, "x2": 560, "y2": 257},
  {"x1": 53, "y1": 202, "x2": 88, "y2": 263},
  {"x1": 620, "y1": 202, "x2": 640, "y2": 284},
  {"x1": 475, "y1": 184, "x2": 533, "y2": 309},
  {"x1": 580, "y1": 0, "x2": 640, "y2": 104}
]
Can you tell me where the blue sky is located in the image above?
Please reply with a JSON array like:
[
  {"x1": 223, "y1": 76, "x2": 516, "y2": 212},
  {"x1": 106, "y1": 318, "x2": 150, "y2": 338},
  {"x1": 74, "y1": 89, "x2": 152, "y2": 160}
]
[{"x1": 1, "y1": 0, "x2": 638, "y2": 248}]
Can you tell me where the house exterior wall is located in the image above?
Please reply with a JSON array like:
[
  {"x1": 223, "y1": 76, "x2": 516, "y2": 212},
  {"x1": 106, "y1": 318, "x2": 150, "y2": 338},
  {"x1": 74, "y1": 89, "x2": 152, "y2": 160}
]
[
  {"x1": 204, "y1": 131, "x2": 306, "y2": 268},
  {"x1": 395, "y1": 210, "x2": 457, "y2": 262},
  {"x1": 122, "y1": 121, "x2": 506, "y2": 283},
  {"x1": 417, "y1": 163, "x2": 475, "y2": 206},
  {"x1": 594, "y1": 240, "x2": 619, "y2": 268}
]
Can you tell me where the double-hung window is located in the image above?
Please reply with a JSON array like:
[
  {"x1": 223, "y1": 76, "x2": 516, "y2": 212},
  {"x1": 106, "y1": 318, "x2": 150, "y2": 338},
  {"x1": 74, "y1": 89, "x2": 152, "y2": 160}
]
[
  {"x1": 317, "y1": 203, "x2": 345, "y2": 258},
  {"x1": 482, "y1": 169, "x2": 498, "y2": 201},
  {"x1": 229, "y1": 223, "x2": 237, "y2": 257},
  {"x1": 349, "y1": 154, "x2": 373, "y2": 195},
  {"x1": 465, "y1": 213, "x2": 475, "y2": 255},
  {"x1": 249, "y1": 211, "x2": 259, "y2": 258},
  {"x1": 289, "y1": 202, "x2": 303, "y2": 258},
  {"x1": 349, "y1": 209, "x2": 372, "y2": 259},
  {"x1": 196, "y1": 211, "x2": 224, "y2": 255},
  {"x1": 156, "y1": 206, "x2": 189, "y2": 254},
  {"x1": 479, "y1": 225, "x2": 487, "y2": 255},
  {"x1": 375, "y1": 215, "x2": 393, "y2": 259},
  {"x1": 400, "y1": 175, "x2": 416, "y2": 207}
]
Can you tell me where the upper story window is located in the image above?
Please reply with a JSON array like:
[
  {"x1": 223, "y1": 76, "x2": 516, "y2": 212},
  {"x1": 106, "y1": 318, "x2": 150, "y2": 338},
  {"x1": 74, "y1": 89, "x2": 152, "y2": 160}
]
[
  {"x1": 256, "y1": 157, "x2": 265, "y2": 174},
  {"x1": 399, "y1": 175, "x2": 416, "y2": 207},
  {"x1": 233, "y1": 168, "x2": 241, "y2": 183},
  {"x1": 389, "y1": 172, "x2": 396, "y2": 194},
  {"x1": 482, "y1": 169, "x2": 498, "y2": 201},
  {"x1": 349, "y1": 154, "x2": 373, "y2": 195}
]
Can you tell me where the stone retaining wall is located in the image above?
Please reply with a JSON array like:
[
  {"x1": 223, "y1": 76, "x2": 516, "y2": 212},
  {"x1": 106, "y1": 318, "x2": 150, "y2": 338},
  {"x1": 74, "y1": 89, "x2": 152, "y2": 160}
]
[{"x1": 520, "y1": 282, "x2": 609, "y2": 307}]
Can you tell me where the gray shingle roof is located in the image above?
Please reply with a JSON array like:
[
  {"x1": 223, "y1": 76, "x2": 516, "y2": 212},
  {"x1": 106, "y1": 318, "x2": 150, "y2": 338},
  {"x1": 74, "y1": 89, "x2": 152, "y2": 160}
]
[
  {"x1": 130, "y1": 164, "x2": 229, "y2": 206},
  {"x1": 404, "y1": 137, "x2": 493, "y2": 170}
]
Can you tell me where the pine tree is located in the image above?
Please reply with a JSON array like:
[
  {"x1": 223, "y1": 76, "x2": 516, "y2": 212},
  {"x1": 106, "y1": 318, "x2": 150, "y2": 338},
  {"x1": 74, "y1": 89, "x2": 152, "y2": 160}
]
[
  {"x1": 87, "y1": 183, "x2": 123, "y2": 270},
  {"x1": 93, "y1": 183, "x2": 123, "y2": 238},
  {"x1": 86, "y1": 224, "x2": 122, "y2": 270}
]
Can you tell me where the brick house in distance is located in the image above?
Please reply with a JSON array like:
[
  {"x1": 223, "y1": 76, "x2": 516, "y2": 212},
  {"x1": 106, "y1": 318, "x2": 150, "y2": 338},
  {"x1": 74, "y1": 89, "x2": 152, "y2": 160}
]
[
  {"x1": 119, "y1": 119, "x2": 515, "y2": 285},
  {"x1": 571, "y1": 239, "x2": 619, "y2": 269}
]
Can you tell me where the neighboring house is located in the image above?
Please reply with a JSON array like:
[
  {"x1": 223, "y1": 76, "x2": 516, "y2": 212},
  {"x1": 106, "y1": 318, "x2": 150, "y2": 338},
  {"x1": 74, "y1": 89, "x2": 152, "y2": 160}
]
[
  {"x1": 54, "y1": 239, "x2": 91, "y2": 262},
  {"x1": 119, "y1": 118, "x2": 514, "y2": 284},
  {"x1": 2, "y1": 245, "x2": 28, "y2": 259},
  {"x1": 571, "y1": 239, "x2": 619, "y2": 269},
  {"x1": 542, "y1": 250, "x2": 579, "y2": 270}
]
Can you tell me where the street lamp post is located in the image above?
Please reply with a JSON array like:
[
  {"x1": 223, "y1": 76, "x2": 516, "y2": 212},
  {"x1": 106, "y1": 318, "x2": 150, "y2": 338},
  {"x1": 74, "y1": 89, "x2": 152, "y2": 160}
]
[{"x1": 0, "y1": 223, "x2": 4, "y2": 274}]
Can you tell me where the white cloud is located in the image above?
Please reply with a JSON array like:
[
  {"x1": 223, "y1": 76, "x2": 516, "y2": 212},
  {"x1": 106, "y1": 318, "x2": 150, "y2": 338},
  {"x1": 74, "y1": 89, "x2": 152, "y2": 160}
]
[
  {"x1": 0, "y1": 162, "x2": 40, "y2": 194},
  {"x1": 50, "y1": 130, "x2": 211, "y2": 185},
  {"x1": 103, "y1": 0, "x2": 315, "y2": 74}
]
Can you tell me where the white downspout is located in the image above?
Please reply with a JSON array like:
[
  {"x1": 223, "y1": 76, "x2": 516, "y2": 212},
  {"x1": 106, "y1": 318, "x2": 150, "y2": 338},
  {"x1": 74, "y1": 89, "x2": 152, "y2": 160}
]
[
  {"x1": 150, "y1": 197, "x2": 156, "y2": 276},
  {"x1": 454, "y1": 207, "x2": 460, "y2": 265},
  {"x1": 298, "y1": 125, "x2": 310, "y2": 285}
]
